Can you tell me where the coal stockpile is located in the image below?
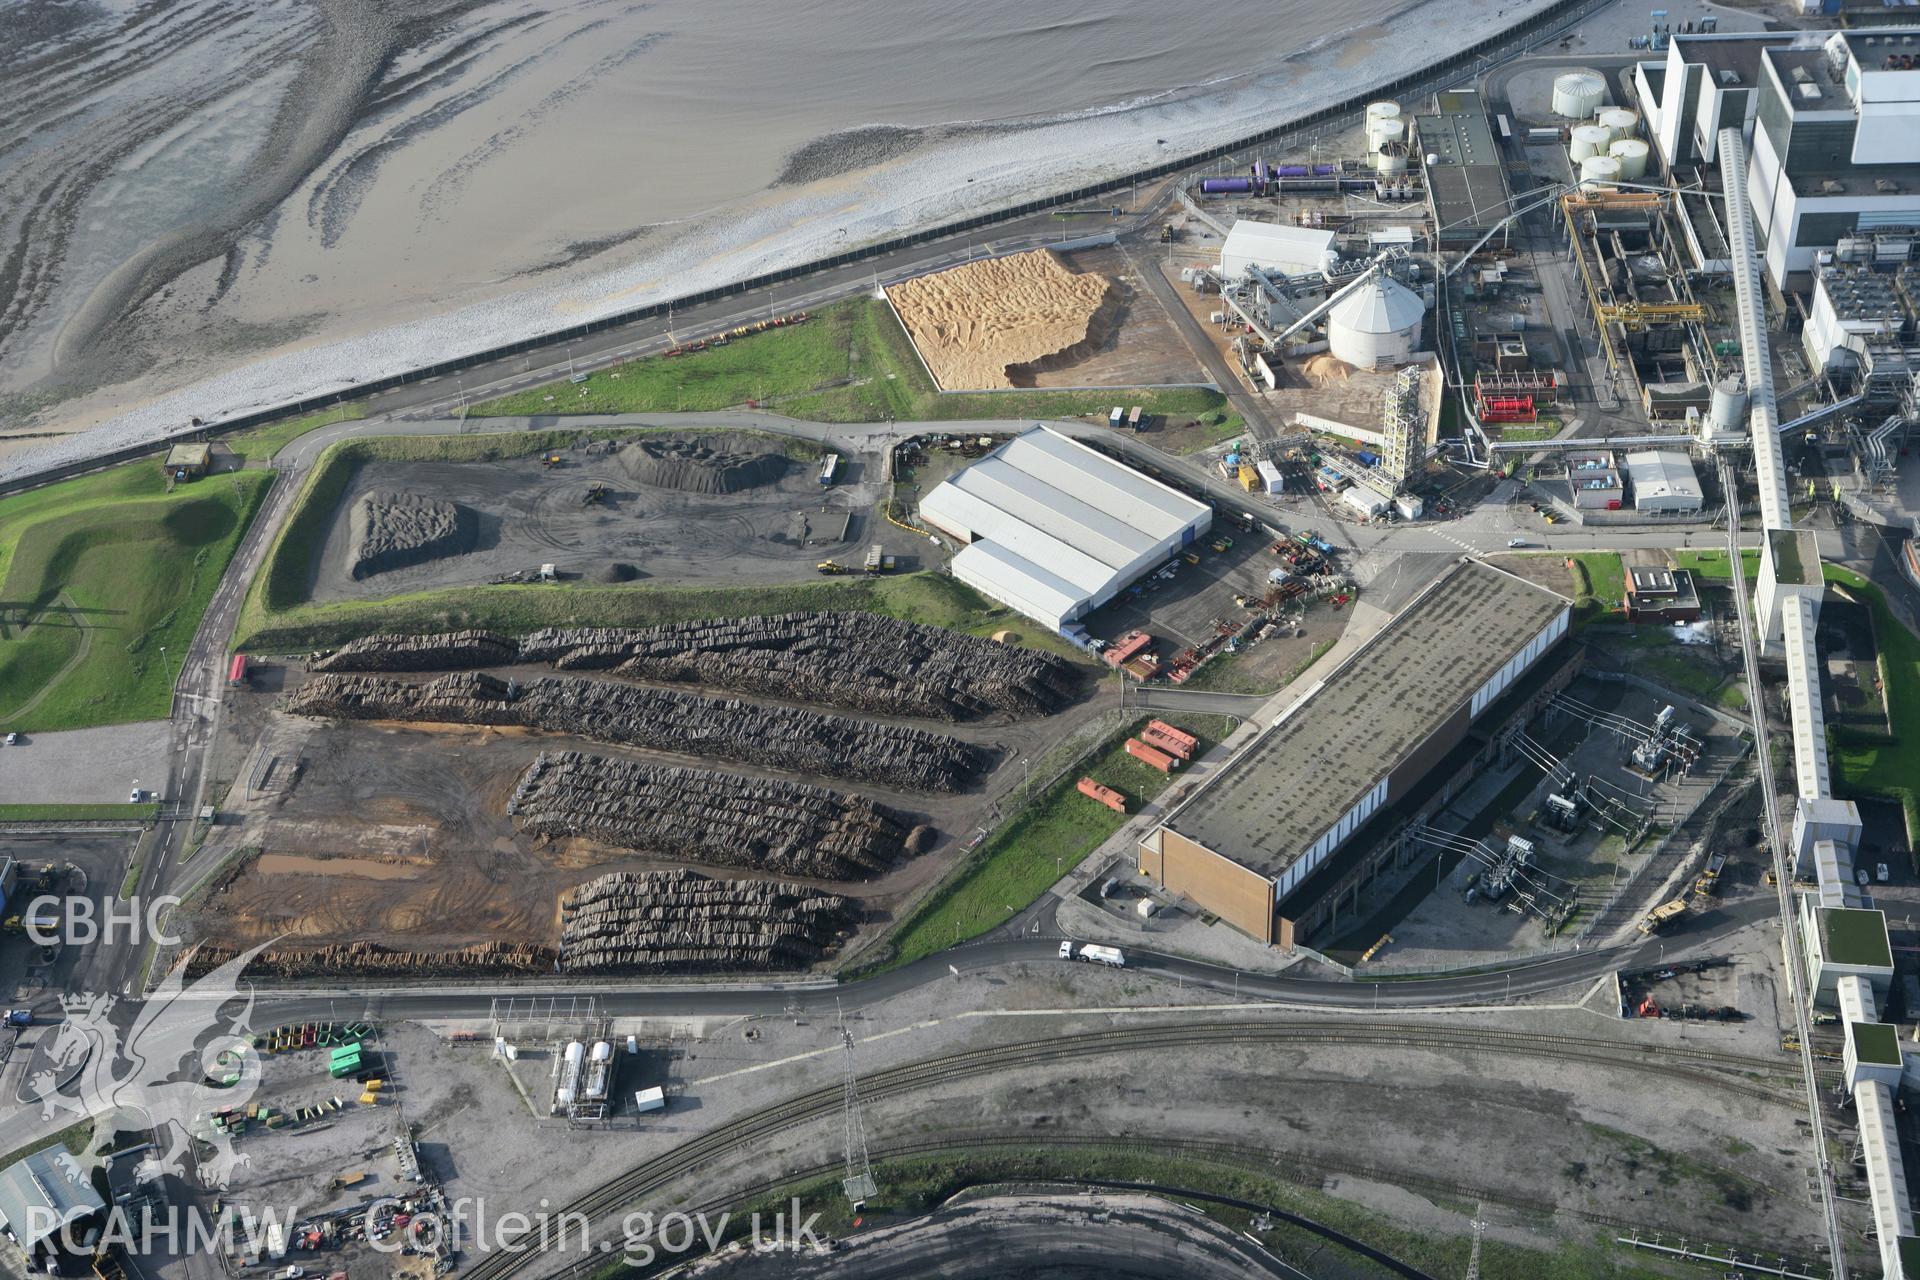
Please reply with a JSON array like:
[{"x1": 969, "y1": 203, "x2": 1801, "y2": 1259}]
[
  {"x1": 348, "y1": 490, "x2": 476, "y2": 579},
  {"x1": 285, "y1": 671, "x2": 989, "y2": 790},
  {"x1": 313, "y1": 612, "x2": 1079, "y2": 719},
  {"x1": 618, "y1": 433, "x2": 788, "y2": 494},
  {"x1": 558, "y1": 869, "x2": 852, "y2": 973},
  {"x1": 508, "y1": 751, "x2": 907, "y2": 878},
  {"x1": 311, "y1": 630, "x2": 518, "y2": 672}
]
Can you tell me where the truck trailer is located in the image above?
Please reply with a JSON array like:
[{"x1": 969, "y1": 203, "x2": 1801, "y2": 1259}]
[{"x1": 1059, "y1": 942, "x2": 1126, "y2": 967}]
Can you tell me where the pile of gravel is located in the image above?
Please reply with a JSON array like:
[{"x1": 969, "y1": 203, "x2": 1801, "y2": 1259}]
[
  {"x1": 348, "y1": 490, "x2": 475, "y2": 579},
  {"x1": 617, "y1": 433, "x2": 788, "y2": 494}
]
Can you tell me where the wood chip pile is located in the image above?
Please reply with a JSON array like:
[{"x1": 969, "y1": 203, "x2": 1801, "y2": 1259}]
[
  {"x1": 508, "y1": 750, "x2": 908, "y2": 878},
  {"x1": 285, "y1": 671, "x2": 989, "y2": 790},
  {"x1": 558, "y1": 869, "x2": 852, "y2": 973}
]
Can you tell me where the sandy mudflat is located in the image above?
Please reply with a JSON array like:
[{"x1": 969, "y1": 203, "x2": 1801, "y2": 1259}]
[
  {"x1": 0, "y1": 0, "x2": 1576, "y2": 481},
  {"x1": 887, "y1": 250, "x2": 1113, "y2": 390}
]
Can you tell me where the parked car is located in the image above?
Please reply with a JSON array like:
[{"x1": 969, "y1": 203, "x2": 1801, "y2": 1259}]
[
  {"x1": 3, "y1": 732, "x2": 15, "y2": 746},
  {"x1": 1507, "y1": 538, "x2": 1530, "y2": 548}
]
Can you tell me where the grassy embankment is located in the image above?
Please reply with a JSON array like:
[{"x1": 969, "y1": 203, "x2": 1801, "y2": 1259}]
[
  {"x1": 870, "y1": 712, "x2": 1239, "y2": 972},
  {"x1": 1679, "y1": 549, "x2": 1919, "y2": 829},
  {"x1": 1565, "y1": 551, "x2": 1627, "y2": 619},
  {"x1": 611, "y1": 1146, "x2": 1690, "y2": 1280},
  {"x1": 471, "y1": 298, "x2": 1243, "y2": 450},
  {"x1": 223, "y1": 404, "x2": 366, "y2": 465},
  {"x1": 232, "y1": 429, "x2": 1079, "y2": 657},
  {"x1": 0, "y1": 460, "x2": 272, "y2": 732}
]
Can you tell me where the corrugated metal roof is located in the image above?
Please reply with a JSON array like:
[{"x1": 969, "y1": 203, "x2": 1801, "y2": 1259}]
[
  {"x1": 950, "y1": 540, "x2": 1086, "y2": 625},
  {"x1": 919, "y1": 427, "x2": 1211, "y2": 622},
  {"x1": 0, "y1": 1148, "x2": 105, "y2": 1249},
  {"x1": 1221, "y1": 220, "x2": 1336, "y2": 273},
  {"x1": 1623, "y1": 449, "x2": 1703, "y2": 499}
]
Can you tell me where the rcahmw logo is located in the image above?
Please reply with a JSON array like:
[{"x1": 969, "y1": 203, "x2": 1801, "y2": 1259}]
[{"x1": 23, "y1": 893, "x2": 182, "y2": 948}]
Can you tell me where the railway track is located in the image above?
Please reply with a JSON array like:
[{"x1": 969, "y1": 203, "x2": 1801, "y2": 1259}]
[{"x1": 459, "y1": 1018, "x2": 1802, "y2": 1279}]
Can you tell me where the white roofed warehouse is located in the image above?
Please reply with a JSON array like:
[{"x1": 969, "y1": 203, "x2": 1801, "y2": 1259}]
[{"x1": 918, "y1": 426, "x2": 1212, "y2": 632}]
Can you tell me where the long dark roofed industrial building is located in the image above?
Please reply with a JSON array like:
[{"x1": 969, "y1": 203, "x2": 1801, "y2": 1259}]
[{"x1": 1137, "y1": 559, "x2": 1572, "y2": 946}]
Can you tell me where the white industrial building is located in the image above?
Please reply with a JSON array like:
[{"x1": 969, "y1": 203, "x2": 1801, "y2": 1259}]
[
  {"x1": 1624, "y1": 449, "x2": 1705, "y2": 513},
  {"x1": 1638, "y1": 29, "x2": 1920, "y2": 289},
  {"x1": 1218, "y1": 220, "x2": 1338, "y2": 281},
  {"x1": 919, "y1": 426, "x2": 1212, "y2": 632},
  {"x1": 1803, "y1": 262, "x2": 1909, "y2": 374}
]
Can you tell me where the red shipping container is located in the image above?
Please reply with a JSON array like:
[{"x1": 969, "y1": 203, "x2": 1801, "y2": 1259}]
[
  {"x1": 1142, "y1": 719, "x2": 1197, "y2": 759},
  {"x1": 1125, "y1": 738, "x2": 1177, "y2": 772},
  {"x1": 1076, "y1": 778, "x2": 1127, "y2": 813}
]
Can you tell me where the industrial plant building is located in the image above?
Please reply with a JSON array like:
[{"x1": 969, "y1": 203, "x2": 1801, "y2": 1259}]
[
  {"x1": 1218, "y1": 220, "x2": 1338, "y2": 281},
  {"x1": 919, "y1": 426, "x2": 1212, "y2": 633},
  {"x1": 1413, "y1": 89, "x2": 1513, "y2": 247},
  {"x1": 1137, "y1": 560, "x2": 1572, "y2": 946},
  {"x1": 1638, "y1": 29, "x2": 1920, "y2": 289},
  {"x1": 1622, "y1": 449, "x2": 1705, "y2": 513}
]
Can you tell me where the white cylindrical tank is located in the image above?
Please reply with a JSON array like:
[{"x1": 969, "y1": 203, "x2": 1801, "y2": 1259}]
[
  {"x1": 1569, "y1": 124, "x2": 1611, "y2": 162},
  {"x1": 1553, "y1": 71, "x2": 1607, "y2": 119},
  {"x1": 1366, "y1": 117, "x2": 1404, "y2": 154},
  {"x1": 1609, "y1": 138, "x2": 1650, "y2": 179},
  {"x1": 1366, "y1": 100, "x2": 1402, "y2": 127},
  {"x1": 591, "y1": 1040, "x2": 613, "y2": 1062},
  {"x1": 1709, "y1": 374, "x2": 1749, "y2": 434},
  {"x1": 564, "y1": 1040, "x2": 586, "y2": 1071},
  {"x1": 1327, "y1": 275, "x2": 1425, "y2": 370},
  {"x1": 1373, "y1": 141, "x2": 1409, "y2": 173},
  {"x1": 1598, "y1": 107, "x2": 1639, "y2": 141},
  {"x1": 1580, "y1": 155, "x2": 1622, "y2": 188}
]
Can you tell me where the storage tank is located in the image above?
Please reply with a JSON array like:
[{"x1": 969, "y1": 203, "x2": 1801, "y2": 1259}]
[
  {"x1": 1580, "y1": 155, "x2": 1622, "y2": 188},
  {"x1": 1373, "y1": 141, "x2": 1410, "y2": 173},
  {"x1": 1552, "y1": 71, "x2": 1607, "y2": 119},
  {"x1": 1708, "y1": 373, "x2": 1749, "y2": 435},
  {"x1": 1609, "y1": 138, "x2": 1650, "y2": 179},
  {"x1": 1568, "y1": 124, "x2": 1611, "y2": 162},
  {"x1": 1200, "y1": 177, "x2": 1254, "y2": 195},
  {"x1": 1327, "y1": 275, "x2": 1424, "y2": 370},
  {"x1": 1366, "y1": 117, "x2": 1404, "y2": 154},
  {"x1": 1365, "y1": 100, "x2": 1402, "y2": 127},
  {"x1": 1598, "y1": 107, "x2": 1639, "y2": 141}
]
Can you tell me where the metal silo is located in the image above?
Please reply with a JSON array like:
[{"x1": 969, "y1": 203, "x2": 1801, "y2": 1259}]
[
  {"x1": 1609, "y1": 138, "x2": 1650, "y2": 179},
  {"x1": 1327, "y1": 276, "x2": 1424, "y2": 370},
  {"x1": 1552, "y1": 71, "x2": 1607, "y2": 119},
  {"x1": 1568, "y1": 124, "x2": 1611, "y2": 162},
  {"x1": 1580, "y1": 155, "x2": 1622, "y2": 189},
  {"x1": 1598, "y1": 107, "x2": 1639, "y2": 141}
]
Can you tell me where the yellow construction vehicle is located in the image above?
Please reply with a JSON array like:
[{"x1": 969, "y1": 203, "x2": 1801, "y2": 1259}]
[
  {"x1": 816, "y1": 560, "x2": 847, "y2": 575},
  {"x1": 1638, "y1": 899, "x2": 1687, "y2": 935}
]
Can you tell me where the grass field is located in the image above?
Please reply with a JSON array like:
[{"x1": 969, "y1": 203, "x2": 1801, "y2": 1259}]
[
  {"x1": 1566, "y1": 552, "x2": 1626, "y2": 615},
  {"x1": 0, "y1": 803, "x2": 159, "y2": 823},
  {"x1": 0, "y1": 461, "x2": 272, "y2": 732},
  {"x1": 1179, "y1": 637, "x2": 1333, "y2": 696},
  {"x1": 876, "y1": 713, "x2": 1237, "y2": 970},
  {"x1": 223, "y1": 404, "x2": 365, "y2": 464},
  {"x1": 473, "y1": 297, "x2": 1242, "y2": 440},
  {"x1": 1673, "y1": 548, "x2": 1760, "y2": 580}
]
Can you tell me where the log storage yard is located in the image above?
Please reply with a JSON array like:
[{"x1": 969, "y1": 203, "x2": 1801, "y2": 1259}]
[{"x1": 190, "y1": 591, "x2": 1092, "y2": 978}]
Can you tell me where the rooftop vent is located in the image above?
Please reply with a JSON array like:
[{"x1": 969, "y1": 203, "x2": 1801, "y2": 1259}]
[
  {"x1": 1875, "y1": 178, "x2": 1902, "y2": 194},
  {"x1": 1797, "y1": 82, "x2": 1824, "y2": 101},
  {"x1": 1821, "y1": 179, "x2": 1845, "y2": 194},
  {"x1": 1720, "y1": 68, "x2": 1742, "y2": 86},
  {"x1": 1792, "y1": 66, "x2": 1812, "y2": 83}
]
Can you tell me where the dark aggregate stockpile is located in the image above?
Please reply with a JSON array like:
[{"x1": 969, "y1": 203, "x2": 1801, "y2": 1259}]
[
  {"x1": 313, "y1": 612, "x2": 1079, "y2": 720},
  {"x1": 618, "y1": 434, "x2": 788, "y2": 494},
  {"x1": 509, "y1": 751, "x2": 908, "y2": 878},
  {"x1": 559, "y1": 869, "x2": 852, "y2": 973},
  {"x1": 348, "y1": 490, "x2": 475, "y2": 579},
  {"x1": 286, "y1": 671, "x2": 988, "y2": 790}
]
